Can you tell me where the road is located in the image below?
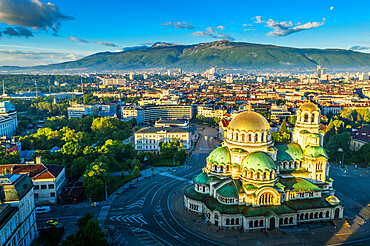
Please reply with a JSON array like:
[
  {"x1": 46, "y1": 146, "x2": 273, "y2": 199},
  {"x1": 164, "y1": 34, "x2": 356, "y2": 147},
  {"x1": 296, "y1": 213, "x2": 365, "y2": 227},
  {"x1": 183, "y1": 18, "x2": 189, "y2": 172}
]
[
  {"x1": 36, "y1": 204, "x2": 102, "y2": 239},
  {"x1": 105, "y1": 126, "x2": 220, "y2": 246}
]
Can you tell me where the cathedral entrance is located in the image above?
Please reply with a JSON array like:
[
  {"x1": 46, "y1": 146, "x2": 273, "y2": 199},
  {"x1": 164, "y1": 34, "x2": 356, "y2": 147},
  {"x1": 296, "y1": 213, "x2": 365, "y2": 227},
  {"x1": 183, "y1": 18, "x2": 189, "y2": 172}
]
[
  {"x1": 269, "y1": 217, "x2": 275, "y2": 229},
  {"x1": 334, "y1": 208, "x2": 340, "y2": 219}
]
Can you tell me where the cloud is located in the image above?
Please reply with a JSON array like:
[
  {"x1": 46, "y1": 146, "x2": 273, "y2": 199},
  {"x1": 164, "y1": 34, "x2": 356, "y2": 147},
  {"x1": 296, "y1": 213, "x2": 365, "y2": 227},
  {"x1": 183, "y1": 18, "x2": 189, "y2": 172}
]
[
  {"x1": 330, "y1": 6, "x2": 334, "y2": 10},
  {"x1": 244, "y1": 28, "x2": 256, "y2": 31},
  {"x1": 252, "y1": 16, "x2": 262, "y2": 23},
  {"x1": 0, "y1": 0, "x2": 73, "y2": 34},
  {"x1": 69, "y1": 36, "x2": 89, "y2": 43},
  {"x1": 191, "y1": 27, "x2": 235, "y2": 41},
  {"x1": 0, "y1": 49, "x2": 83, "y2": 66},
  {"x1": 254, "y1": 17, "x2": 326, "y2": 37},
  {"x1": 243, "y1": 23, "x2": 252, "y2": 27},
  {"x1": 160, "y1": 21, "x2": 195, "y2": 29},
  {"x1": 2, "y1": 26, "x2": 33, "y2": 37},
  {"x1": 349, "y1": 45, "x2": 370, "y2": 51},
  {"x1": 216, "y1": 26, "x2": 225, "y2": 30},
  {"x1": 94, "y1": 41, "x2": 117, "y2": 47}
]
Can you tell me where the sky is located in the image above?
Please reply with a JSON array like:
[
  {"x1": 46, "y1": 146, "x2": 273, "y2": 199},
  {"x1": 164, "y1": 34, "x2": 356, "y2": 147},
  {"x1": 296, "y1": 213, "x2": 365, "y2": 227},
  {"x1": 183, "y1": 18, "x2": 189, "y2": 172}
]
[{"x1": 0, "y1": 0, "x2": 369, "y2": 66}]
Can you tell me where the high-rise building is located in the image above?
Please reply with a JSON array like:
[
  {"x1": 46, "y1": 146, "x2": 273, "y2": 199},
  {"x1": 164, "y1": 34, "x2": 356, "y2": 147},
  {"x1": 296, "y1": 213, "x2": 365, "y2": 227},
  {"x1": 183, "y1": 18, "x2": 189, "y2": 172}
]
[
  {"x1": 0, "y1": 101, "x2": 18, "y2": 137},
  {"x1": 315, "y1": 65, "x2": 326, "y2": 78},
  {"x1": 129, "y1": 73, "x2": 134, "y2": 80}
]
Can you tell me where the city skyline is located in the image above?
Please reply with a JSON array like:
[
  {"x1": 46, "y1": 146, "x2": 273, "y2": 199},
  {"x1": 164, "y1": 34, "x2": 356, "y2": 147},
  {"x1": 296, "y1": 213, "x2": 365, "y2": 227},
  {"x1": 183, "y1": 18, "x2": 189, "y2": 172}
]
[{"x1": 0, "y1": 0, "x2": 369, "y2": 66}]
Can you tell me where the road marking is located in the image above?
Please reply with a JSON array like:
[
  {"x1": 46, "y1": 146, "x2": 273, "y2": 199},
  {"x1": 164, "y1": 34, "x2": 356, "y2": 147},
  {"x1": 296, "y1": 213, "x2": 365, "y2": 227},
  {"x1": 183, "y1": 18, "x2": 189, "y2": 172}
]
[
  {"x1": 109, "y1": 213, "x2": 147, "y2": 225},
  {"x1": 97, "y1": 205, "x2": 110, "y2": 226},
  {"x1": 159, "y1": 172, "x2": 192, "y2": 183},
  {"x1": 125, "y1": 197, "x2": 145, "y2": 209},
  {"x1": 130, "y1": 227, "x2": 168, "y2": 246}
]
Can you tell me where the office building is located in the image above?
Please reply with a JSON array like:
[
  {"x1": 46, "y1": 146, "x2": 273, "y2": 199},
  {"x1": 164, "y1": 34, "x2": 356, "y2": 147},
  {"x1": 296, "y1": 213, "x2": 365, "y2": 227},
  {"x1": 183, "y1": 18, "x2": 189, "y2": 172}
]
[
  {"x1": 0, "y1": 101, "x2": 18, "y2": 137},
  {"x1": 67, "y1": 102, "x2": 99, "y2": 118}
]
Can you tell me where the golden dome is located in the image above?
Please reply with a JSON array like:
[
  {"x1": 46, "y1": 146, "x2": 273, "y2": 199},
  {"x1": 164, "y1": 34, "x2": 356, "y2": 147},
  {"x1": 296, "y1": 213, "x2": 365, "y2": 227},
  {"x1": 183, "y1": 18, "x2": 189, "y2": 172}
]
[
  {"x1": 228, "y1": 111, "x2": 269, "y2": 132},
  {"x1": 299, "y1": 102, "x2": 319, "y2": 112},
  {"x1": 326, "y1": 196, "x2": 340, "y2": 205}
]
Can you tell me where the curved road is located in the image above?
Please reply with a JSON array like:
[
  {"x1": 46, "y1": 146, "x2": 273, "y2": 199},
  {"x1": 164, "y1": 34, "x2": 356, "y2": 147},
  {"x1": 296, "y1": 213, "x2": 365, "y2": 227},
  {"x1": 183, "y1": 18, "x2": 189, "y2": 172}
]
[{"x1": 105, "y1": 126, "x2": 220, "y2": 246}]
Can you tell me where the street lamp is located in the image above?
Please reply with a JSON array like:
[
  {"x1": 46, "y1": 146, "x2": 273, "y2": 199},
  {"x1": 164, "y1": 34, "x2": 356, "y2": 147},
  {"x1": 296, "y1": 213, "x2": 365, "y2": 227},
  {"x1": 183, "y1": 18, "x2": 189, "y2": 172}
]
[{"x1": 338, "y1": 148, "x2": 344, "y2": 165}]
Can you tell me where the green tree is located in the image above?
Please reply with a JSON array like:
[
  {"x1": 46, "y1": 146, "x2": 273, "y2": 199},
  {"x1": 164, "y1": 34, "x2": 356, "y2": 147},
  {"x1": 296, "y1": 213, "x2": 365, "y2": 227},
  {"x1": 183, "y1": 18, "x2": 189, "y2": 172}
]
[
  {"x1": 288, "y1": 115, "x2": 297, "y2": 125},
  {"x1": 324, "y1": 119, "x2": 335, "y2": 146},
  {"x1": 271, "y1": 131, "x2": 291, "y2": 143},
  {"x1": 83, "y1": 162, "x2": 110, "y2": 201},
  {"x1": 61, "y1": 212, "x2": 109, "y2": 246},
  {"x1": 279, "y1": 119, "x2": 288, "y2": 132},
  {"x1": 325, "y1": 132, "x2": 351, "y2": 161},
  {"x1": 133, "y1": 166, "x2": 141, "y2": 182}
]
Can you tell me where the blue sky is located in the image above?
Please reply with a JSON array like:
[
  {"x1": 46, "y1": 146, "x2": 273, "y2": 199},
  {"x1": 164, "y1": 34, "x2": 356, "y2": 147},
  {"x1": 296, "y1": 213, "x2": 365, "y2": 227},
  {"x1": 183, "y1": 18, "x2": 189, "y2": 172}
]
[{"x1": 0, "y1": 0, "x2": 369, "y2": 66}]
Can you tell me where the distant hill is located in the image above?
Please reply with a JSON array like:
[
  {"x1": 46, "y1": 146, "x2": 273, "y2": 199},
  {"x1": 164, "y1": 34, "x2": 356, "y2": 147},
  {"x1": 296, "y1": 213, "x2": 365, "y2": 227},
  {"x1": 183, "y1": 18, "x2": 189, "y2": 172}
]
[{"x1": 2, "y1": 40, "x2": 370, "y2": 73}]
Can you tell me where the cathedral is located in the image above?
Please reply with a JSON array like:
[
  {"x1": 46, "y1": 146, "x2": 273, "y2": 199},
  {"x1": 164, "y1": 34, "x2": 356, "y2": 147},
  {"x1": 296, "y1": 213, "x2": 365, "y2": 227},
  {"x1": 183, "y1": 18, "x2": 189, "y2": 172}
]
[{"x1": 184, "y1": 102, "x2": 343, "y2": 230}]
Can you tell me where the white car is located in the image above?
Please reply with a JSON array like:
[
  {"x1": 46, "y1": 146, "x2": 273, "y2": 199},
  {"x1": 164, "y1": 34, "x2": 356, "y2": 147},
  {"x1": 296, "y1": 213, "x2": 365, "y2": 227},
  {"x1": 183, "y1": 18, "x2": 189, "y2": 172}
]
[{"x1": 35, "y1": 206, "x2": 51, "y2": 214}]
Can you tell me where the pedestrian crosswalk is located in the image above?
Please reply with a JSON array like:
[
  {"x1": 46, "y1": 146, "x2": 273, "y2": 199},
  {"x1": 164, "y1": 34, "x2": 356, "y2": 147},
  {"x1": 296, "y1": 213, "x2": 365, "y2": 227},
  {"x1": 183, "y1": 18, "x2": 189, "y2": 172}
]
[
  {"x1": 130, "y1": 227, "x2": 163, "y2": 246},
  {"x1": 109, "y1": 213, "x2": 147, "y2": 225},
  {"x1": 159, "y1": 172, "x2": 192, "y2": 183}
]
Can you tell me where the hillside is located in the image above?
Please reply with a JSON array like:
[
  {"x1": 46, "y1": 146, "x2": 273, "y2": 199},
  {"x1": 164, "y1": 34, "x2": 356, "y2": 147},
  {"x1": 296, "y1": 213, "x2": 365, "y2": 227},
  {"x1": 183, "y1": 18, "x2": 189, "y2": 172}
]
[{"x1": 2, "y1": 40, "x2": 370, "y2": 72}]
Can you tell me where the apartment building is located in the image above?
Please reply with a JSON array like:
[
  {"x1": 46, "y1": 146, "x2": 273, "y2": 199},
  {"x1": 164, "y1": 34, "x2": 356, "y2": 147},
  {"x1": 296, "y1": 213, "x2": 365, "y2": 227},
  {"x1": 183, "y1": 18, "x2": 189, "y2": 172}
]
[
  {"x1": 197, "y1": 106, "x2": 226, "y2": 119},
  {"x1": 0, "y1": 161, "x2": 65, "y2": 205},
  {"x1": 0, "y1": 174, "x2": 37, "y2": 246}
]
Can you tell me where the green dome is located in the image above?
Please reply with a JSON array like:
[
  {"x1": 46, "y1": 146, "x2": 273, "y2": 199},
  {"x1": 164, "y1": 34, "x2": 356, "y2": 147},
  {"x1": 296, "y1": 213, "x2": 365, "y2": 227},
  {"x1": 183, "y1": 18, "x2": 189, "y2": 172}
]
[
  {"x1": 304, "y1": 145, "x2": 327, "y2": 159},
  {"x1": 217, "y1": 182, "x2": 238, "y2": 198},
  {"x1": 207, "y1": 146, "x2": 231, "y2": 165},
  {"x1": 276, "y1": 143, "x2": 304, "y2": 162},
  {"x1": 241, "y1": 151, "x2": 276, "y2": 172},
  {"x1": 194, "y1": 172, "x2": 210, "y2": 185}
]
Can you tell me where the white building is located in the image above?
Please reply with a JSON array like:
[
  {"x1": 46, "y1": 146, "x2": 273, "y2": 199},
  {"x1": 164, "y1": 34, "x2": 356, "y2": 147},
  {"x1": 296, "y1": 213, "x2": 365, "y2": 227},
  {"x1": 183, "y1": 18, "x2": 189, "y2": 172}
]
[
  {"x1": 67, "y1": 102, "x2": 99, "y2": 118},
  {"x1": 101, "y1": 78, "x2": 126, "y2": 86},
  {"x1": 121, "y1": 105, "x2": 144, "y2": 124},
  {"x1": 0, "y1": 101, "x2": 17, "y2": 137},
  {"x1": 0, "y1": 174, "x2": 37, "y2": 246},
  {"x1": 0, "y1": 161, "x2": 66, "y2": 205},
  {"x1": 134, "y1": 127, "x2": 193, "y2": 151},
  {"x1": 197, "y1": 106, "x2": 226, "y2": 119}
]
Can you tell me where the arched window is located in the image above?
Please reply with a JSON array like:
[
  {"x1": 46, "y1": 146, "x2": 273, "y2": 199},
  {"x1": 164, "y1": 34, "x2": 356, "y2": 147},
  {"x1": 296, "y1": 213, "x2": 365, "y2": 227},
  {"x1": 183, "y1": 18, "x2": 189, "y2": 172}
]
[
  {"x1": 236, "y1": 218, "x2": 239, "y2": 225},
  {"x1": 241, "y1": 134, "x2": 245, "y2": 142},
  {"x1": 256, "y1": 172, "x2": 260, "y2": 180},
  {"x1": 220, "y1": 166, "x2": 223, "y2": 172},
  {"x1": 326, "y1": 211, "x2": 330, "y2": 218},
  {"x1": 284, "y1": 217, "x2": 288, "y2": 224},
  {"x1": 304, "y1": 113, "x2": 309, "y2": 123},
  {"x1": 249, "y1": 171, "x2": 253, "y2": 179},
  {"x1": 248, "y1": 134, "x2": 252, "y2": 142},
  {"x1": 260, "y1": 220, "x2": 264, "y2": 226},
  {"x1": 315, "y1": 212, "x2": 318, "y2": 219},
  {"x1": 300, "y1": 214, "x2": 304, "y2": 220},
  {"x1": 310, "y1": 213, "x2": 314, "y2": 219},
  {"x1": 261, "y1": 132, "x2": 264, "y2": 142},
  {"x1": 289, "y1": 217, "x2": 293, "y2": 224},
  {"x1": 305, "y1": 213, "x2": 309, "y2": 220},
  {"x1": 235, "y1": 133, "x2": 239, "y2": 141},
  {"x1": 254, "y1": 220, "x2": 259, "y2": 227},
  {"x1": 202, "y1": 186, "x2": 205, "y2": 192},
  {"x1": 263, "y1": 172, "x2": 267, "y2": 180},
  {"x1": 249, "y1": 221, "x2": 253, "y2": 228},
  {"x1": 226, "y1": 218, "x2": 230, "y2": 225},
  {"x1": 319, "y1": 212, "x2": 323, "y2": 218},
  {"x1": 231, "y1": 218, "x2": 235, "y2": 225},
  {"x1": 279, "y1": 218, "x2": 283, "y2": 224},
  {"x1": 259, "y1": 192, "x2": 274, "y2": 205}
]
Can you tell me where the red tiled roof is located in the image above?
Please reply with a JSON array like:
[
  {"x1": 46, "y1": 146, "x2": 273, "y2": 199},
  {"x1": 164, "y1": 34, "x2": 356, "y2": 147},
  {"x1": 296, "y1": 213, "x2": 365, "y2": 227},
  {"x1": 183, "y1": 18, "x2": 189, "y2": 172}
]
[{"x1": 0, "y1": 164, "x2": 64, "y2": 180}]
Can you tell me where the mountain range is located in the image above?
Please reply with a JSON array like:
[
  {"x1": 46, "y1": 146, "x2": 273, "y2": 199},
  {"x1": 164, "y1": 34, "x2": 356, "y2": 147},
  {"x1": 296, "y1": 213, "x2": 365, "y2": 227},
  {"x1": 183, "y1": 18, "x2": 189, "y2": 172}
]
[{"x1": 2, "y1": 40, "x2": 370, "y2": 73}]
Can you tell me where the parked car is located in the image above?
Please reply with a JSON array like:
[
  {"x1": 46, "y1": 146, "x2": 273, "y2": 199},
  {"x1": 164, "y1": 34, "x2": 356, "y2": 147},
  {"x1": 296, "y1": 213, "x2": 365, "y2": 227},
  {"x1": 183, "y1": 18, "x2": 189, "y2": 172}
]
[
  {"x1": 128, "y1": 184, "x2": 138, "y2": 189},
  {"x1": 35, "y1": 206, "x2": 51, "y2": 214}
]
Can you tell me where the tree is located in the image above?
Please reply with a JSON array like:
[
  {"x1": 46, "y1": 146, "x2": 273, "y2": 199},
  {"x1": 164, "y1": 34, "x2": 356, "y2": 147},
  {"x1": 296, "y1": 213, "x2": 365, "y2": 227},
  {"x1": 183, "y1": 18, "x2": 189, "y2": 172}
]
[
  {"x1": 83, "y1": 162, "x2": 110, "y2": 201},
  {"x1": 354, "y1": 143, "x2": 370, "y2": 164},
  {"x1": 61, "y1": 212, "x2": 109, "y2": 246},
  {"x1": 133, "y1": 166, "x2": 140, "y2": 182},
  {"x1": 325, "y1": 132, "x2": 351, "y2": 161},
  {"x1": 324, "y1": 119, "x2": 335, "y2": 146},
  {"x1": 279, "y1": 119, "x2": 288, "y2": 132},
  {"x1": 272, "y1": 131, "x2": 291, "y2": 143}
]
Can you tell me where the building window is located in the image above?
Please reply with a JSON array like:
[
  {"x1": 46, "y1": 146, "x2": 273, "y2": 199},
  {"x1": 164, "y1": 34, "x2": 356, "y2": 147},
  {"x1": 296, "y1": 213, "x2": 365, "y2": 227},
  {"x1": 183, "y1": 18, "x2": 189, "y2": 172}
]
[
  {"x1": 50, "y1": 192, "x2": 55, "y2": 197},
  {"x1": 34, "y1": 185, "x2": 39, "y2": 190},
  {"x1": 48, "y1": 184, "x2": 54, "y2": 189},
  {"x1": 41, "y1": 185, "x2": 47, "y2": 189},
  {"x1": 34, "y1": 194, "x2": 38, "y2": 199}
]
